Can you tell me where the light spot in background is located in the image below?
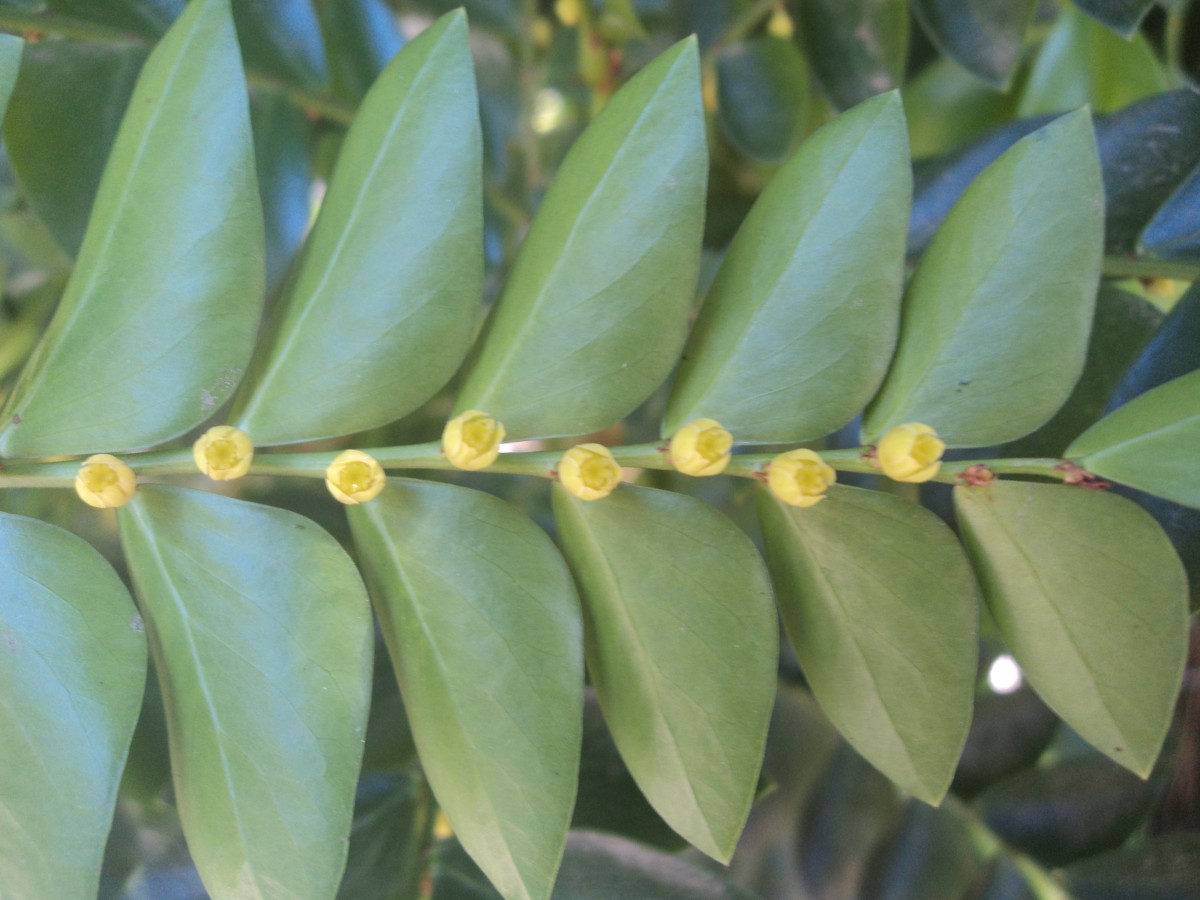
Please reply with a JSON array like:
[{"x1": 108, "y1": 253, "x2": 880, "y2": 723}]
[
  {"x1": 532, "y1": 88, "x2": 567, "y2": 134},
  {"x1": 500, "y1": 440, "x2": 545, "y2": 454},
  {"x1": 988, "y1": 654, "x2": 1023, "y2": 694}
]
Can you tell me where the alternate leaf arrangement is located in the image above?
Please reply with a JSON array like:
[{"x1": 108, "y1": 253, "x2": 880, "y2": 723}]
[{"x1": 0, "y1": 1, "x2": 1194, "y2": 898}]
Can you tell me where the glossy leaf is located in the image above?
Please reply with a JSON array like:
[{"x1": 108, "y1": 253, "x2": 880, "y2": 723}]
[
  {"x1": 1018, "y1": 7, "x2": 1166, "y2": 117},
  {"x1": 0, "y1": 0, "x2": 264, "y2": 458},
  {"x1": 665, "y1": 92, "x2": 910, "y2": 444},
  {"x1": 1072, "y1": 0, "x2": 1155, "y2": 37},
  {"x1": 1140, "y1": 162, "x2": 1200, "y2": 260},
  {"x1": 232, "y1": 11, "x2": 481, "y2": 446},
  {"x1": 715, "y1": 36, "x2": 808, "y2": 163},
  {"x1": 759, "y1": 484, "x2": 979, "y2": 803},
  {"x1": 4, "y1": 39, "x2": 147, "y2": 257},
  {"x1": 320, "y1": 0, "x2": 405, "y2": 104},
  {"x1": 250, "y1": 87, "x2": 314, "y2": 293},
  {"x1": 118, "y1": 486, "x2": 374, "y2": 898},
  {"x1": 45, "y1": 0, "x2": 182, "y2": 37},
  {"x1": 0, "y1": 511, "x2": 146, "y2": 899},
  {"x1": 864, "y1": 110, "x2": 1103, "y2": 446},
  {"x1": 453, "y1": 39, "x2": 707, "y2": 439},
  {"x1": 552, "y1": 483, "x2": 777, "y2": 861},
  {"x1": 349, "y1": 479, "x2": 583, "y2": 900},
  {"x1": 912, "y1": 0, "x2": 1035, "y2": 89},
  {"x1": 794, "y1": 0, "x2": 909, "y2": 111},
  {"x1": 1066, "y1": 369, "x2": 1200, "y2": 509},
  {"x1": 955, "y1": 481, "x2": 1189, "y2": 776}
]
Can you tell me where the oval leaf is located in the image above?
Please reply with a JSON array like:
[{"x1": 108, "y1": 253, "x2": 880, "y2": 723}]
[
  {"x1": 250, "y1": 88, "x2": 314, "y2": 293},
  {"x1": 552, "y1": 483, "x2": 777, "y2": 861},
  {"x1": 453, "y1": 39, "x2": 707, "y2": 439},
  {"x1": 118, "y1": 486, "x2": 374, "y2": 898},
  {"x1": 1139, "y1": 162, "x2": 1200, "y2": 261},
  {"x1": 798, "y1": 0, "x2": 909, "y2": 111},
  {"x1": 864, "y1": 109, "x2": 1104, "y2": 446},
  {"x1": 232, "y1": 11, "x2": 481, "y2": 445},
  {"x1": 1072, "y1": 0, "x2": 1155, "y2": 37},
  {"x1": 664, "y1": 91, "x2": 910, "y2": 444},
  {"x1": 955, "y1": 481, "x2": 1188, "y2": 776},
  {"x1": 758, "y1": 484, "x2": 979, "y2": 803},
  {"x1": 0, "y1": 511, "x2": 147, "y2": 898},
  {"x1": 912, "y1": 0, "x2": 1035, "y2": 89},
  {"x1": 0, "y1": 0, "x2": 265, "y2": 459},
  {"x1": 348, "y1": 479, "x2": 583, "y2": 900},
  {"x1": 715, "y1": 36, "x2": 808, "y2": 163}
]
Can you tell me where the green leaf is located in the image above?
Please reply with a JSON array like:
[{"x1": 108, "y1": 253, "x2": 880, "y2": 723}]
[
  {"x1": 1017, "y1": 7, "x2": 1167, "y2": 117},
  {"x1": 250, "y1": 88, "x2": 314, "y2": 294},
  {"x1": 45, "y1": 0, "x2": 183, "y2": 37},
  {"x1": 664, "y1": 92, "x2": 910, "y2": 444},
  {"x1": 231, "y1": 11, "x2": 481, "y2": 446},
  {"x1": 349, "y1": 479, "x2": 583, "y2": 900},
  {"x1": 863, "y1": 109, "x2": 1104, "y2": 446},
  {"x1": 1066, "y1": 369, "x2": 1200, "y2": 509},
  {"x1": 338, "y1": 773, "x2": 431, "y2": 900},
  {"x1": 0, "y1": 511, "x2": 147, "y2": 899},
  {"x1": 1140, "y1": 164, "x2": 1200, "y2": 261},
  {"x1": 552, "y1": 483, "x2": 777, "y2": 861},
  {"x1": 231, "y1": 0, "x2": 328, "y2": 90},
  {"x1": 453, "y1": 39, "x2": 707, "y2": 439},
  {"x1": 117, "y1": 486, "x2": 374, "y2": 898},
  {"x1": 758, "y1": 485, "x2": 978, "y2": 803},
  {"x1": 319, "y1": 0, "x2": 405, "y2": 104},
  {"x1": 3, "y1": 39, "x2": 147, "y2": 257},
  {"x1": 0, "y1": 0, "x2": 264, "y2": 459},
  {"x1": 715, "y1": 36, "x2": 808, "y2": 163},
  {"x1": 902, "y1": 57, "x2": 1018, "y2": 158},
  {"x1": 912, "y1": 0, "x2": 1035, "y2": 89},
  {"x1": 1072, "y1": 0, "x2": 1155, "y2": 38},
  {"x1": 0, "y1": 32, "x2": 21, "y2": 121},
  {"x1": 955, "y1": 482, "x2": 1189, "y2": 776},
  {"x1": 795, "y1": 0, "x2": 909, "y2": 111}
]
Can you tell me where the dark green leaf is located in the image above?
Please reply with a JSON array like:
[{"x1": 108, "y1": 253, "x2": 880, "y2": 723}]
[
  {"x1": 912, "y1": 0, "x2": 1035, "y2": 88},
  {"x1": 45, "y1": 0, "x2": 182, "y2": 37},
  {"x1": 416, "y1": 0, "x2": 519, "y2": 36},
  {"x1": 951, "y1": 687, "x2": 1060, "y2": 797},
  {"x1": 1140, "y1": 162, "x2": 1200, "y2": 260},
  {"x1": 337, "y1": 772, "x2": 431, "y2": 900},
  {"x1": 902, "y1": 57, "x2": 1019, "y2": 158},
  {"x1": 3, "y1": 39, "x2": 147, "y2": 257},
  {"x1": 665, "y1": 92, "x2": 910, "y2": 444},
  {"x1": 0, "y1": 0, "x2": 264, "y2": 458},
  {"x1": 1072, "y1": 0, "x2": 1155, "y2": 37},
  {"x1": 232, "y1": 11, "x2": 481, "y2": 446},
  {"x1": 793, "y1": 0, "x2": 909, "y2": 111},
  {"x1": 1064, "y1": 833, "x2": 1200, "y2": 897},
  {"x1": 349, "y1": 479, "x2": 583, "y2": 900},
  {"x1": 715, "y1": 36, "x2": 808, "y2": 163},
  {"x1": 955, "y1": 482, "x2": 1188, "y2": 776},
  {"x1": 553, "y1": 483, "x2": 777, "y2": 861},
  {"x1": 453, "y1": 39, "x2": 707, "y2": 439},
  {"x1": 1066, "y1": 369, "x2": 1200, "y2": 509},
  {"x1": 864, "y1": 110, "x2": 1103, "y2": 446},
  {"x1": 118, "y1": 486, "x2": 374, "y2": 898},
  {"x1": 231, "y1": 0, "x2": 328, "y2": 90},
  {"x1": 861, "y1": 803, "x2": 985, "y2": 899},
  {"x1": 319, "y1": 0, "x2": 405, "y2": 104},
  {"x1": 250, "y1": 87, "x2": 313, "y2": 293},
  {"x1": 0, "y1": 511, "x2": 146, "y2": 899},
  {"x1": 759, "y1": 485, "x2": 978, "y2": 803}
]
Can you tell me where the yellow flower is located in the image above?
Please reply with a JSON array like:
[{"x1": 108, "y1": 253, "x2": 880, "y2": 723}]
[
  {"x1": 767, "y1": 449, "x2": 835, "y2": 508},
  {"x1": 325, "y1": 449, "x2": 385, "y2": 505},
  {"x1": 559, "y1": 443, "x2": 622, "y2": 501},
  {"x1": 670, "y1": 418, "x2": 732, "y2": 477},
  {"x1": 876, "y1": 423, "x2": 945, "y2": 483},
  {"x1": 75, "y1": 454, "x2": 137, "y2": 509},
  {"x1": 443, "y1": 410, "x2": 505, "y2": 471},
  {"x1": 192, "y1": 425, "x2": 254, "y2": 481}
]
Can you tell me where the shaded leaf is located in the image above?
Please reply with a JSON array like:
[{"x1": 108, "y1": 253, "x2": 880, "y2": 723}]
[
  {"x1": 1140, "y1": 161, "x2": 1200, "y2": 260},
  {"x1": 553, "y1": 483, "x2": 777, "y2": 861},
  {"x1": 349, "y1": 479, "x2": 583, "y2": 900},
  {"x1": 665, "y1": 92, "x2": 910, "y2": 444},
  {"x1": 0, "y1": 0, "x2": 264, "y2": 458},
  {"x1": 955, "y1": 481, "x2": 1188, "y2": 776},
  {"x1": 319, "y1": 0, "x2": 405, "y2": 104},
  {"x1": 454, "y1": 39, "x2": 706, "y2": 439},
  {"x1": 793, "y1": 0, "x2": 909, "y2": 111},
  {"x1": 1064, "y1": 833, "x2": 1200, "y2": 897},
  {"x1": 337, "y1": 772, "x2": 431, "y2": 900},
  {"x1": 912, "y1": 0, "x2": 1035, "y2": 89},
  {"x1": 864, "y1": 110, "x2": 1103, "y2": 446},
  {"x1": 231, "y1": 0, "x2": 328, "y2": 90},
  {"x1": 118, "y1": 486, "x2": 373, "y2": 898},
  {"x1": 861, "y1": 803, "x2": 984, "y2": 899},
  {"x1": 0, "y1": 511, "x2": 146, "y2": 899},
  {"x1": 249, "y1": 87, "x2": 313, "y2": 293},
  {"x1": 715, "y1": 36, "x2": 808, "y2": 163},
  {"x1": 1072, "y1": 0, "x2": 1155, "y2": 37},
  {"x1": 951, "y1": 687, "x2": 1061, "y2": 798},
  {"x1": 45, "y1": 0, "x2": 183, "y2": 37},
  {"x1": 232, "y1": 11, "x2": 481, "y2": 445},
  {"x1": 903, "y1": 57, "x2": 1019, "y2": 159}
]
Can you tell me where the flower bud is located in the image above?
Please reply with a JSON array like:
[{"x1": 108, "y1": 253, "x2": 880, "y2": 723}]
[
  {"x1": 670, "y1": 418, "x2": 733, "y2": 477},
  {"x1": 559, "y1": 443, "x2": 621, "y2": 501},
  {"x1": 192, "y1": 425, "x2": 254, "y2": 481},
  {"x1": 75, "y1": 454, "x2": 137, "y2": 509},
  {"x1": 442, "y1": 410, "x2": 505, "y2": 471},
  {"x1": 876, "y1": 423, "x2": 945, "y2": 483},
  {"x1": 325, "y1": 449, "x2": 385, "y2": 505},
  {"x1": 767, "y1": 449, "x2": 835, "y2": 508}
]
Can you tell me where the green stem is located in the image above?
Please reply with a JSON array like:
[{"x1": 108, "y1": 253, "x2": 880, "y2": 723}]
[
  {"x1": 704, "y1": 0, "x2": 778, "y2": 60},
  {"x1": 1101, "y1": 255, "x2": 1200, "y2": 282}
]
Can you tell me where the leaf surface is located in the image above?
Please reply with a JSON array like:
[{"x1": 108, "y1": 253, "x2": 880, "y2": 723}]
[
  {"x1": 715, "y1": 36, "x2": 807, "y2": 163},
  {"x1": 913, "y1": 0, "x2": 1035, "y2": 88},
  {"x1": 797, "y1": 0, "x2": 909, "y2": 111},
  {"x1": 1072, "y1": 0, "x2": 1155, "y2": 38}
]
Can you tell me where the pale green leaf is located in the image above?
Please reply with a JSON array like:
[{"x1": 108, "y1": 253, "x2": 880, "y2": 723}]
[
  {"x1": 0, "y1": 33, "x2": 22, "y2": 124},
  {"x1": 955, "y1": 482, "x2": 1188, "y2": 776},
  {"x1": 349, "y1": 479, "x2": 583, "y2": 900},
  {"x1": 118, "y1": 486, "x2": 373, "y2": 898}
]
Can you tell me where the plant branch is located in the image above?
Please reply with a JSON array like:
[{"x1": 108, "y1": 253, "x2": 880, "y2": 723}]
[{"x1": 1102, "y1": 255, "x2": 1200, "y2": 282}]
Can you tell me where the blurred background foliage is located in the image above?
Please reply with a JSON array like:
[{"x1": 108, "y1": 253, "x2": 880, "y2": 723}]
[{"x1": 0, "y1": 0, "x2": 1198, "y2": 896}]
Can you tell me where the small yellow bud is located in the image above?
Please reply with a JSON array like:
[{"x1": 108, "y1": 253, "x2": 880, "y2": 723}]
[
  {"x1": 876, "y1": 423, "x2": 945, "y2": 483},
  {"x1": 670, "y1": 418, "x2": 733, "y2": 477},
  {"x1": 559, "y1": 443, "x2": 622, "y2": 501},
  {"x1": 555, "y1": 0, "x2": 582, "y2": 27},
  {"x1": 75, "y1": 454, "x2": 137, "y2": 509},
  {"x1": 192, "y1": 425, "x2": 254, "y2": 481},
  {"x1": 766, "y1": 8, "x2": 794, "y2": 39},
  {"x1": 767, "y1": 448, "x2": 835, "y2": 508},
  {"x1": 325, "y1": 449, "x2": 385, "y2": 505},
  {"x1": 443, "y1": 410, "x2": 505, "y2": 471}
]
